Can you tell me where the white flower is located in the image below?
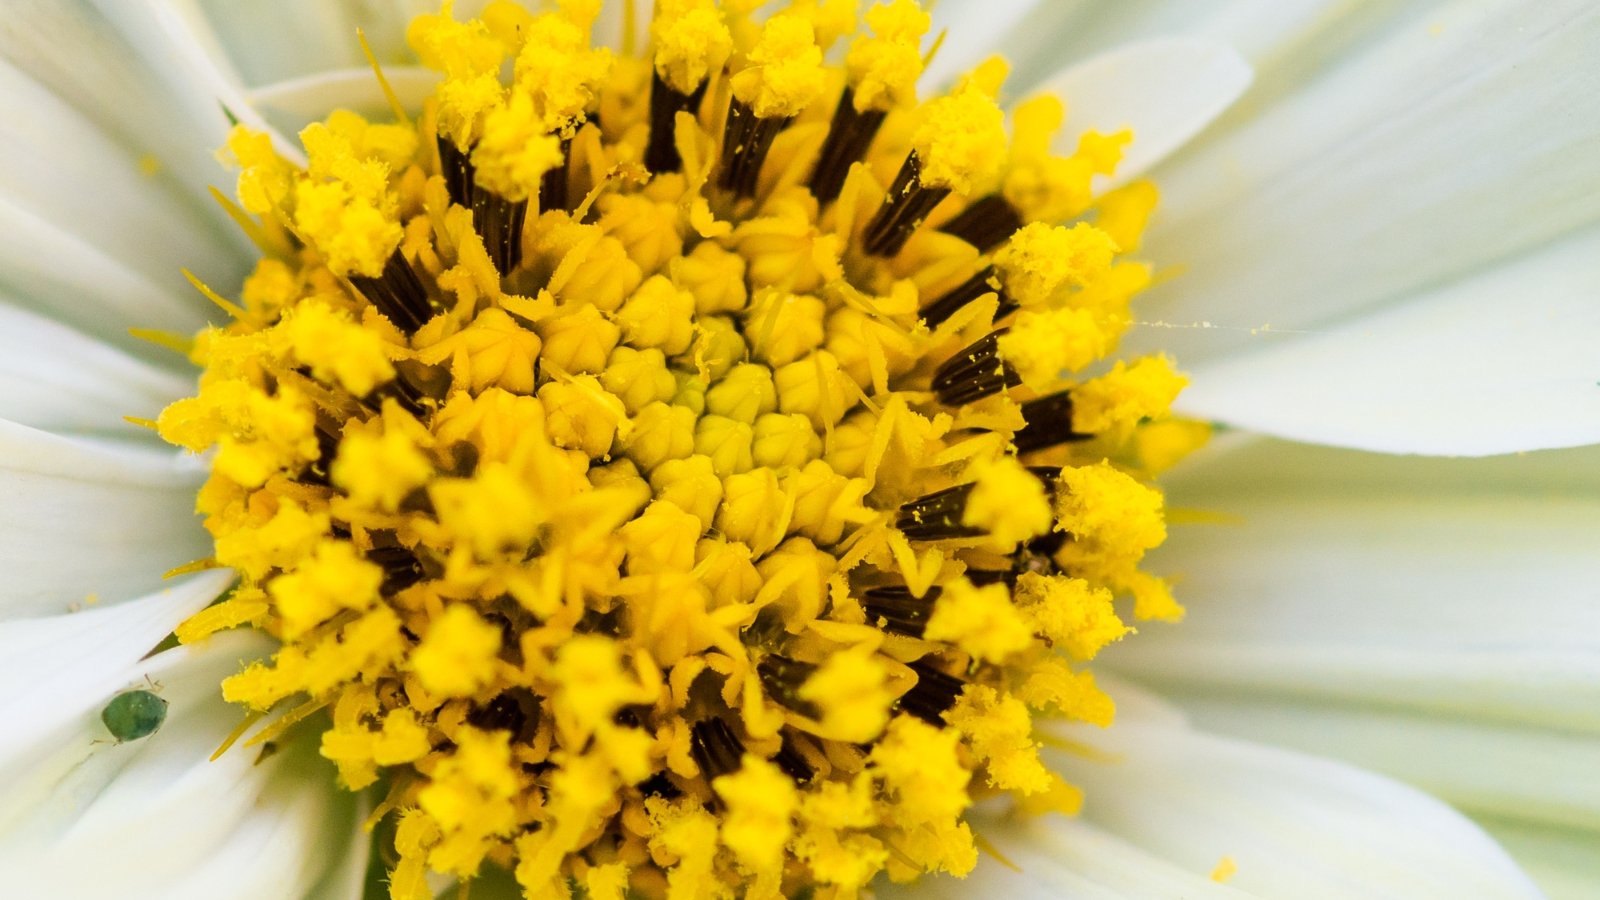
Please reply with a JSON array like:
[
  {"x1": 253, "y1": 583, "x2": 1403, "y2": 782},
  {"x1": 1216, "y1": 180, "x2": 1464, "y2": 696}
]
[{"x1": 0, "y1": 1, "x2": 1595, "y2": 898}]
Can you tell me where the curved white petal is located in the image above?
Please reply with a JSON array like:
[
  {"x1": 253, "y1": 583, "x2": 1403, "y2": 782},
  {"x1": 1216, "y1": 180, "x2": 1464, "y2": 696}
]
[
  {"x1": 0, "y1": 302, "x2": 193, "y2": 435},
  {"x1": 880, "y1": 812, "x2": 1253, "y2": 899},
  {"x1": 89, "y1": 0, "x2": 302, "y2": 163},
  {"x1": 994, "y1": 1, "x2": 1428, "y2": 97},
  {"x1": 0, "y1": 54, "x2": 240, "y2": 299},
  {"x1": 1167, "y1": 696, "x2": 1600, "y2": 832},
  {"x1": 921, "y1": 0, "x2": 1051, "y2": 90},
  {"x1": 1480, "y1": 818, "x2": 1600, "y2": 900},
  {"x1": 0, "y1": 195, "x2": 211, "y2": 358},
  {"x1": 1113, "y1": 438, "x2": 1600, "y2": 732},
  {"x1": 0, "y1": 418, "x2": 211, "y2": 619},
  {"x1": 193, "y1": 0, "x2": 489, "y2": 88},
  {"x1": 1176, "y1": 222, "x2": 1600, "y2": 454},
  {"x1": 1047, "y1": 719, "x2": 1543, "y2": 899},
  {"x1": 0, "y1": 1, "x2": 244, "y2": 233},
  {"x1": 251, "y1": 65, "x2": 438, "y2": 135},
  {"x1": 1128, "y1": 1, "x2": 1600, "y2": 374},
  {"x1": 1030, "y1": 37, "x2": 1254, "y2": 190},
  {"x1": 0, "y1": 631, "x2": 363, "y2": 900},
  {"x1": 0, "y1": 570, "x2": 232, "y2": 806}
]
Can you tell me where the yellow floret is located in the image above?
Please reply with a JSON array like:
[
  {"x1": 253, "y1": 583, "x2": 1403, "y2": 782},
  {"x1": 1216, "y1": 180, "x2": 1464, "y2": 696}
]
[
  {"x1": 417, "y1": 726, "x2": 520, "y2": 875},
  {"x1": 292, "y1": 178, "x2": 402, "y2": 279},
  {"x1": 844, "y1": 0, "x2": 930, "y2": 111},
  {"x1": 616, "y1": 275, "x2": 696, "y2": 355},
  {"x1": 1055, "y1": 460, "x2": 1167, "y2": 566},
  {"x1": 961, "y1": 455, "x2": 1052, "y2": 548},
  {"x1": 408, "y1": 4, "x2": 505, "y2": 78},
  {"x1": 730, "y1": 14, "x2": 826, "y2": 119},
  {"x1": 418, "y1": 308, "x2": 543, "y2": 394},
  {"x1": 513, "y1": 13, "x2": 611, "y2": 132},
  {"x1": 869, "y1": 716, "x2": 970, "y2": 823},
  {"x1": 429, "y1": 462, "x2": 544, "y2": 558},
  {"x1": 412, "y1": 604, "x2": 502, "y2": 698},
  {"x1": 1071, "y1": 356, "x2": 1187, "y2": 436},
  {"x1": 996, "y1": 306, "x2": 1111, "y2": 387},
  {"x1": 332, "y1": 426, "x2": 433, "y2": 512},
  {"x1": 912, "y1": 86, "x2": 1007, "y2": 193},
  {"x1": 1019, "y1": 657, "x2": 1115, "y2": 726},
  {"x1": 994, "y1": 222, "x2": 1119, "y2": 309},
  {"x1": 470, "y1": 91, "x2": 566, "y2": 201},
  {"x1": 714, "y1": 756, "x2": 798, "y2": 876},
  {"x1": 923, "y1": 579, "x2": 1034, "y2": 664},
  {"x1": 276, "y1": 301, "x2": 396, "y2": 396},
  {"x1": 1013, "y1": 571, "x2": 1130, "y2": 661},
  {"x1": 944, "y1": 685, "x2": 1052, "y2": 794},
  {"x1": 539, "y1": 375, "x2": 627, "y2": 458},
  {"x1": 268, "y1": 541, "x2": 383, "y2": 640},
  {"x1": 652, "y1": 0, "x2": 734, "y2": 94},
  {"x1": 222, "y1": 125, "x2": 292, "y2": 215},
  {"x1": 797, "y1": 649, "x2": 893, "y2": 742}
]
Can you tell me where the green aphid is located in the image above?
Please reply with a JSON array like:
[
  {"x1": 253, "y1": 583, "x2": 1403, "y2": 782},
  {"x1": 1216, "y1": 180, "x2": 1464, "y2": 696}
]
[{"x1": 100, "y1": 688, "x2": 168, "y2": 743}]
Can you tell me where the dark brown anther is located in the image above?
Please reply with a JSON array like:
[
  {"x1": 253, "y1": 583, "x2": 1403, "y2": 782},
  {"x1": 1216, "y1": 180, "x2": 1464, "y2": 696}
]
[
  {"x1": 808, "y1": 87, "x2": 887, "y2": 206},
  {"x1": 468, "y1": 691, "x2": 531, "y2": 737},
  {"x1": 930, "y1": 329, "x2": 1021, "y2": 406},
  {"x1": 367, "y1": 545, "x2": 425, "y2": 594},
  {"x1": 863, "y1": 151, "x2": 950, "y2": 257},
  {"x1": 919, "y1": 265, "x2": 1002, "y2": 329},
  {"x1": 898, "y1": 660, "x2": 966, "y2": 724},
  {"x1": 938, "y1": 192, "x2": 1024, "y2": 251},
  {"x1": 895, "y1": 483, "x2": 983, "y2": 541},
  {"x1": 539, "y1": 134, "x2": 575, "y2": 214},
  {"x1": 756, "y1": 655, "x2": 822, "y2": 718},
  {"x1": 473, "y1": 189, "x2": 528, "y2": 275},
  {"x1": 690, "y1": 718, "x2": 745, "y2": 781},
  {"x1": 437, "y1": 135, "x2": 476, "y2": 209},
  {"x1": 1014, "y1": 391, "x2": 1093, "y2": 454},
  {"x1": 718, "y1": 98, "x2": 792, "y2": 198},
  {"x1": 774, "y1": 734, "x2": 815, "y2": 784},
  {"x1": 645, "y1": 72, "x2": 709, "y2": 174},
  {"x1": 1013, "y1": 530, "x2": 1068, "y2": 580},
  {"x1": 349, "y1": 250, "x2": 433, "y2": 334},
  {"x1": 861, "y1": 585, "x2": 940, "y2": 637}
]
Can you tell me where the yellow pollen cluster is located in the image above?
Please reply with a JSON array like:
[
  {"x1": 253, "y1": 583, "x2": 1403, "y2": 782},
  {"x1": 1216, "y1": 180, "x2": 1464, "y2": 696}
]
[{"x1": 165, "y1": 2, "x2": 1199, "y2": 897}]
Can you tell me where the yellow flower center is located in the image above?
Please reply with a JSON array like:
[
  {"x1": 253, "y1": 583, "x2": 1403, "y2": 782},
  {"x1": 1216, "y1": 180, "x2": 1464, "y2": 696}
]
[{"x1": 160, "y1": 2, "x2": 1204, "y2": 896}]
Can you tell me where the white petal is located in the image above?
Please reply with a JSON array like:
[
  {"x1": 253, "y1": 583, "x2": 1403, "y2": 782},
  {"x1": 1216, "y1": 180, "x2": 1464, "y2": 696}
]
[
  {"x1": 193, "y1": 0, "x2": 486, "y2": 88},
  {"x1": 1047, "y1": 719, "x2": 1543, "y2": 899},
  {"x1": 1113, "y1": 438, "x2": 1600, "y2": 731},
  {"x1": 193, "y1": 0, "x2": 366, "y2": 87},
  {"x1": 0, "y1": 631, "x2": 363, "y2": 900},
  {"x1": 1164, "y1": 695, "x2": 1600, "y2": 832},
  {"x1": 0, "y1": 418, "x2": 211, "y2": 619},
  {"x1": 0, "y1": 302, "x2": 192, "y2": 435},
  {"x1": 1029, "y1": 38, "x2": 1254, "y2": 190},
  {"x1": 0, "y1": 54, "x2": 241, "y2": 296},
  {"x1": 0, "y1": 570, "x2": 232, "y2": 811},
  {"x1": 1175, "y1": 221, "x2": 1600, "y2": 454},
  {"x1": 0, "y1": 195, "x2": 212, "y2": 358},
  {"x1": 879, "y1": 811, "x2": 1254, "y2": 899},
  {"x1": 250, "y1": 65, "x2": 438, "y2": 135},
  {"x1": 921, "y1": 0, "x2": 1051, "y2": 90},
  {"x1": 89, "y1": 0, "x2": 303, "y2": 164},
  {"x1": 1479, "y1": 818, "x2": 1600, "y2": 900},
  {"x1": 0, "y1": 1, "x2": 247, "y2": 229},
  {"x1": 1127, "y1": 2, "x2": 1600, "y2": 371},
  {"x1": 991, "y1": 0, "x2": 1420, "y2": 95}
]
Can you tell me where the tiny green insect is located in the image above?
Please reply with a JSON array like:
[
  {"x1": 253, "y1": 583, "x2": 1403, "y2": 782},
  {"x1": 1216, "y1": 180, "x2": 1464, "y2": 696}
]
[{"x1": 100, "y1": 688, "x2": 168, "y2": 743}]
